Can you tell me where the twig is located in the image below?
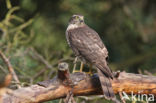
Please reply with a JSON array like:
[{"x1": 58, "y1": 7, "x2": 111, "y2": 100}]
[
  {"x1": 59, "y1": 99, "x2": 63, "y2": 103},
  {"x1": 78, "y1": 95, "x2": 104, "y2": 101},
  {"x1": 0, "y1": 65, "x2": 8, "y2": 74},
  {"x1": 28, "y1": 47, "x2": 53, "y2": 69},
  {"x1": 48, "y1": 69, "x2": 55, "y2": 79},
  {"x1": 144, "y1": 70, "x2": 153, "y2": 76},
  {"x1": 0, "y1": 51, "x2": 21, "y2": 88},
  {"x1": 64, "y1": 91, "x2": 73, "y2": 103},
  {"x1": 32, "y1": 68, "x2": 46, "y2": 79},
  {"x1": 71, "y1": 96, "x2": 76, "y2": 103}
]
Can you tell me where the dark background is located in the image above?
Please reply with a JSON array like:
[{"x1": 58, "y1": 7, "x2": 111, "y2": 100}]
[{"x1": 0, "y1": 0, "x2": 156, "y2": 103}]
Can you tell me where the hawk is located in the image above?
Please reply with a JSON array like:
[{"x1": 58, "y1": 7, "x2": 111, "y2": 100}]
[{"x1": 66, "y1": 14, "x2": 118, "y2": 102}]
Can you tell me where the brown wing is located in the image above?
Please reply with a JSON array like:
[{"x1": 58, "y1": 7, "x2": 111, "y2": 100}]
[
  {"x1": 67, "y1": 25, "x2": 113, "y2": 78},
  {"x1": 67, "y1": 25, "x2": 119, "y2": 101}
]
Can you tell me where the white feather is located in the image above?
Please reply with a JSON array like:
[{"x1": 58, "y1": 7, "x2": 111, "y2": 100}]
[{"x1": 67, "y1": 24, "x2": 79, "y2": 30}]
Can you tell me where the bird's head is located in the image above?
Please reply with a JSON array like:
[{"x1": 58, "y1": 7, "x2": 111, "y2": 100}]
[{"x1": 69, "y1": 14, "x2": 84, "y2": 25}]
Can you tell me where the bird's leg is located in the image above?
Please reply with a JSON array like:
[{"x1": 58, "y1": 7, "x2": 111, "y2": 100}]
[
  {"x1": 72, "y1": 57, "x2": 78, "y2": 73},
  {"x1": 80, "y1": 61, "x2": 84, "y2": 72},
  {"x1": 86, "y1": 64, "x2": 92, "y2": 75}
]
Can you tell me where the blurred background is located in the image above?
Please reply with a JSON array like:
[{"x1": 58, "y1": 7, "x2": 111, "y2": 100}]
[{"x1": 0, "y1": 0, "x2": 156, "y2": 103}]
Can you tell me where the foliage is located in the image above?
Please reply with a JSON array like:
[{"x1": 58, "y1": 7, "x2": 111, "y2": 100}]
[{"x1": 0, "y1": 0, "x2": 156, "y2": 103}]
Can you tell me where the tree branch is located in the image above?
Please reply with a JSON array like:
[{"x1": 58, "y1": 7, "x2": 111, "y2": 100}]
[
  {"x1": 0, "y1": 51, "x2": 20, "y2": 88},
  {"x1": 1, "y1": 64, "x2": 156, "y2": 103}
]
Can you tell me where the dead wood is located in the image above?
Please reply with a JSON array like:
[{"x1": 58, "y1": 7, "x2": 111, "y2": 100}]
[{"x1": 1, "y1": 65, "x2": 156, "y2": 103}]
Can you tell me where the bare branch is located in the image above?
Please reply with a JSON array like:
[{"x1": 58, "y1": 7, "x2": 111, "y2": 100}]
[
  {"x1": 0, "y1": 51, "x2": 21, "y2": 88},
  {"x1": 28, "y1": 47, "x2": 53, "y2": 69},
  {"x1": 0, "y1": 70, "x2": 156, "y2": 103}
]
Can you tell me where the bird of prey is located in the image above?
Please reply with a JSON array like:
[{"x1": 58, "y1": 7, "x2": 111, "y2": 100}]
[{"x1": 66, "y1": 14, "x2": 118, "y2": 102}]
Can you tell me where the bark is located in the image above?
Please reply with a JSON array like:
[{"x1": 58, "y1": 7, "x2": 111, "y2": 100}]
[{"x1": 1, "y1": 68, "x2": 156, "y2": 103}]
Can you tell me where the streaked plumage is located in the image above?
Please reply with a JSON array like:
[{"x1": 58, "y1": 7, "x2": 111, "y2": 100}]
[{"x1": 66, "y1": 15, "x2": 119, "y2": 103}]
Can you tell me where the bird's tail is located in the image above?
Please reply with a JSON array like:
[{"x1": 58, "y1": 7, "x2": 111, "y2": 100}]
[{"x1": 97, "y1": 69, "x2": 120, "y2": 103}]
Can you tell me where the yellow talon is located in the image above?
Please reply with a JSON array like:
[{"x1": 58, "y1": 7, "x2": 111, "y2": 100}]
[
  {"x1": 72, "y1": 57, "x2": 78, "y2": 73},
  {"x1": 86, "y1": 64, "x2": 93, "y2": 75},
  {"x1": 80, "y1": 62, "x2": 84, "y2": 72},
  {"x1": 72, "y1": 70, "x2": 81, "y2": 73},
  {"x1": 72, "y1": 58, "x2": 93, "y2": 75}
]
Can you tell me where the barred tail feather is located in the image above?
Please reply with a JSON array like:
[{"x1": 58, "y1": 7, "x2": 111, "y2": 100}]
[
  {"x1": 97, "y1": 68, "x2": 114, "y2": 99},
  {"x1": 97, "y1": 69, "x2": 120, "y2": 103}
]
